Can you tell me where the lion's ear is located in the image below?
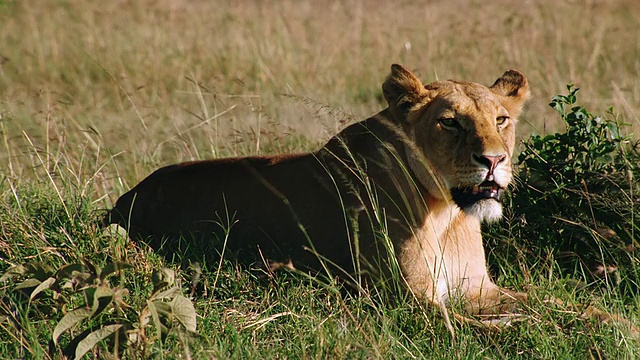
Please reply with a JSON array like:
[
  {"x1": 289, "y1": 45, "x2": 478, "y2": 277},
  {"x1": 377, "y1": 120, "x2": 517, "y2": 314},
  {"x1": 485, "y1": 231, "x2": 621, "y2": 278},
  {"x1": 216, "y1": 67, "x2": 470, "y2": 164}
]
[
  {"x1": 490, "y1": 70, "x2": 531, "y2": 117},
  {"x1": 382, "y1": 64, "x2": 428, "y2": 120}
]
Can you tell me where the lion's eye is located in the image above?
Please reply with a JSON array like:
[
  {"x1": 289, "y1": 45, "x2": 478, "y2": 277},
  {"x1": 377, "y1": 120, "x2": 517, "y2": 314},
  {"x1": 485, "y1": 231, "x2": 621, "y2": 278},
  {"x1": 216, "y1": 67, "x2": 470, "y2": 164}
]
[
  {"x1": 496, "y1": 116, "x2": 510, "y2": 126},
  {"x1": 439, "y1": 118, "x2": 459, "y2": 129}
]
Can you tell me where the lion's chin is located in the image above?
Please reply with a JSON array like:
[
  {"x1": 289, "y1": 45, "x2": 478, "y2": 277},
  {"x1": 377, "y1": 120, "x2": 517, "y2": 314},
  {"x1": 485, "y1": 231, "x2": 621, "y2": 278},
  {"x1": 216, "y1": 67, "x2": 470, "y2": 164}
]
[
  {"x1": 461, "y1": 199, "x2": 503, "y2": 222},
  {"x1": 450, "y1": 181, "x2": 505, "y2": 222}
]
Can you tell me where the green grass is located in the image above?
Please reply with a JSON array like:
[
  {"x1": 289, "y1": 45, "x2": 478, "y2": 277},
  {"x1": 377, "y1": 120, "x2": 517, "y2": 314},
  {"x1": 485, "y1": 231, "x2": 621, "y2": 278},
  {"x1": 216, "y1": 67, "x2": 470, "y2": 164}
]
[
  {"x1": 1, "y1": 189, "x2": 638, "y2": 358},
  {"x1": 1, "y1": 0, "x2": 640, "y2": 358}
]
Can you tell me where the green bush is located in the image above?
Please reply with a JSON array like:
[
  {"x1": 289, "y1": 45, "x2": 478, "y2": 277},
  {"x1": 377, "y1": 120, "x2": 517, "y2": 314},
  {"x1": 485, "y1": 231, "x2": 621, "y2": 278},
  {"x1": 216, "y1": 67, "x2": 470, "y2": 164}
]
[
  {"x1": 488, "y1": 85, "x2": 640, "y2": 296},
  {"x1": 1, "y1": 260, "x2": 198, "y2": 359}
]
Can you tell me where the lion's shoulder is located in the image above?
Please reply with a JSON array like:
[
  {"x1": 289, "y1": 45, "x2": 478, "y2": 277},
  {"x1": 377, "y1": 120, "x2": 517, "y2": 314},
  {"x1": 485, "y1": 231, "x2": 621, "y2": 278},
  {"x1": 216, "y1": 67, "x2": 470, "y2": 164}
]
[{"x1": 320, "y1": 111, "x2": 402, "y2": 158}]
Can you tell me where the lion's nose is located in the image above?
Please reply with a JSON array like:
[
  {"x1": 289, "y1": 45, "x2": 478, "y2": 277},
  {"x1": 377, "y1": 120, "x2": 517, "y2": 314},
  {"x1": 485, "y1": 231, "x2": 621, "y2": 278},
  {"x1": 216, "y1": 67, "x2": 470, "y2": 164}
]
[{"x1": 472, "y1": 153, "x2": 506, "y2": 173}]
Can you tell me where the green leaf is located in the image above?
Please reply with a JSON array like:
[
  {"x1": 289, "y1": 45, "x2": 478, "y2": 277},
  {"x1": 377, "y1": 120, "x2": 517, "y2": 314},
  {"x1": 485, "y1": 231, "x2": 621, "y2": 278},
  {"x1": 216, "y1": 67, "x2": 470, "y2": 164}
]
[
  {"x1": 113, "y1": 287, "x2": 131, "y2": 309},
  {"x1": 25, "y1": 262, "x2": 54, "y2": 281},
  {"x1": 29, "y1": 277, "x2": 55, "y2": 302},
  {"x1": 151, "y1": 268, "x2": 176, "y2": 294},
  {"x1": 146, "y1": 300, "x2": 161, "y2": 340},
  {"x1": 14, "y1": 278, "x2": 42, "y2": 294},
  {"x1": 89, "y1": 286, "x2": 114, "y2": 318},
  {"x1": 152, "y1": 286, "x2": 181, "y2": 301},
  {"x1": 0, "y1": 264, "x2": 26, "y2": 283},
  {"x1": 74, "y1": 324, "x2": 123, "y2": 360},
  {"x1": 55, "y1": 263, "x2": 86, "y2": 281},
  {"x1": 607, "y1": 122, "x2": 621, "y2": 140},
  {"x1": 146, "y1": 300, "x2": 171, "y2": 343},
  {"x1": 53, "y1": 307, "x2": 92, "y2": 345},
  {"x1": 99, "y1": 262, "x2": 133, "y2": 281},
  {"x1": 82, "y1": 258, "x2": 98, "y2": 278},
  {"x1": 171, "y1": 295, "x2": 197, "y2": 332}
]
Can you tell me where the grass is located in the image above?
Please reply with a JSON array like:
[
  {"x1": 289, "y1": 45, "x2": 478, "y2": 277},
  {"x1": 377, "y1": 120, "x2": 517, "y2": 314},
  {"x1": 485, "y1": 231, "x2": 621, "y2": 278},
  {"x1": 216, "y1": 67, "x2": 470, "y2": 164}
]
[
  {"x1": 1, "y1": 0, "x2": 640, "y2": 358},
  {"x1": 1, "y1": 190, "x2": 638, "y2": 359}
]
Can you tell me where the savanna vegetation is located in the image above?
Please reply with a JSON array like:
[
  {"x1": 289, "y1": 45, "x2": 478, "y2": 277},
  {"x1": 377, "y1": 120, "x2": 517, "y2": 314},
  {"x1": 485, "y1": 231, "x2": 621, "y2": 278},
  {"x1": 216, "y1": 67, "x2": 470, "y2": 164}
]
[{"x1": 1, "y1": 0, "x2": 639, "y2": 358}]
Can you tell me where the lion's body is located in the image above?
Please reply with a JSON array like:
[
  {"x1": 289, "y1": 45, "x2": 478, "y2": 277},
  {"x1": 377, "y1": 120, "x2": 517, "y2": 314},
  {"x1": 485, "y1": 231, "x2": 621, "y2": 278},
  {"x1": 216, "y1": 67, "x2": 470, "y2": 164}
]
[
  {"x1": 106, "y1": 65, "x2": 640, "y2": 336},
  {"x1": 108, "y1": 64, "x2": 537, "y2": 321},
  {"x1": 109, "y1": 114, "x2": 436, "y2": 280}
]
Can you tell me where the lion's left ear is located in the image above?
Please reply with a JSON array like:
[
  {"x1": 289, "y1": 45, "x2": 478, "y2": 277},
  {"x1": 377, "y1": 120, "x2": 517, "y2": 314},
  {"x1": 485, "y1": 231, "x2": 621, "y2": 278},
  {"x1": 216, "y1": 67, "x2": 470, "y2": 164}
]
[
  {"x1": 382, "y1": 64, "x2": 428, "y2": 121},
  {"x1": 490, "y1": 70, "x2": 531, "y2": 118}
]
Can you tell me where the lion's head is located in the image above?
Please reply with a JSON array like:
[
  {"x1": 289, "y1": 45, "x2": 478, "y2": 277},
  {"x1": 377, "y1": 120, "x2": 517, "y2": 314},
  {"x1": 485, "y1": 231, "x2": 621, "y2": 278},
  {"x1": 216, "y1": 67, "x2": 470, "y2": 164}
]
[{"x1": 382, "y1": 64, "x2": 530, "y2": 222}]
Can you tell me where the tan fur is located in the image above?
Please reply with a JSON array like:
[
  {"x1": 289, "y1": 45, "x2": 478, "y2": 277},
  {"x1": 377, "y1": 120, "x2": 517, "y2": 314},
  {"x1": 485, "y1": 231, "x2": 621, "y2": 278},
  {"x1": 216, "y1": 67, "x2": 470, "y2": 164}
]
[{"x1": 106, "y1": 64, "x2": 634, "y2": 335}]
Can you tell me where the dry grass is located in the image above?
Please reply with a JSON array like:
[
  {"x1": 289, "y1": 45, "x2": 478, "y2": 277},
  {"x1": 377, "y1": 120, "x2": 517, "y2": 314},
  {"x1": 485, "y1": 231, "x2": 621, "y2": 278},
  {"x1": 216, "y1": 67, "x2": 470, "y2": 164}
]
[{"x1": 1, "y1": 0, "x2": 639, "y2": 200}]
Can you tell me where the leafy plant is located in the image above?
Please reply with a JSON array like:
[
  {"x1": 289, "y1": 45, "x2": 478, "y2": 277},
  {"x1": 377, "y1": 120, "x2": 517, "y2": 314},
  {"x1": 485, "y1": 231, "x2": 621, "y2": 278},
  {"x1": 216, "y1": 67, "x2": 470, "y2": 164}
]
[
  {"x1": 0, "y1": 260, "x2": 198, "y2": 359},
  {"x1": 488, "y1": 85, "x2": 640, "y2": 294}
]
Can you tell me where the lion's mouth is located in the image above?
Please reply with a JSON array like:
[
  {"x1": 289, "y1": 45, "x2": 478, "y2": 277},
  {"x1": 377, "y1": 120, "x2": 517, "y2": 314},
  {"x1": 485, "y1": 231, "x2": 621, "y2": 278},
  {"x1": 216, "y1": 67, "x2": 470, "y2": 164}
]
[{"x1": 450, "y1": 181, "x2": 504, "y2": 209}]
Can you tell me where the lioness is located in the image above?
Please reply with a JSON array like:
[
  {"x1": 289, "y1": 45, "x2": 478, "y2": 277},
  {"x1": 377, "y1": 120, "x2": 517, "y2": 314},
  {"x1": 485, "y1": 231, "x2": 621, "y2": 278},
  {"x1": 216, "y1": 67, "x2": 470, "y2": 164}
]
[{"x1": 105, "y1": 64, "x2": 630, "y2": 333}]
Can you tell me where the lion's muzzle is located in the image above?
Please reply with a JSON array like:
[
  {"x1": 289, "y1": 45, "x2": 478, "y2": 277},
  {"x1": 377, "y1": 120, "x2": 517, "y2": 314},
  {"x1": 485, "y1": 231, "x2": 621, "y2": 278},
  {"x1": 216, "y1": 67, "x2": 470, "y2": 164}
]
[{"x1": 450, "y1": 180, "x2": 504, "y2": 209}]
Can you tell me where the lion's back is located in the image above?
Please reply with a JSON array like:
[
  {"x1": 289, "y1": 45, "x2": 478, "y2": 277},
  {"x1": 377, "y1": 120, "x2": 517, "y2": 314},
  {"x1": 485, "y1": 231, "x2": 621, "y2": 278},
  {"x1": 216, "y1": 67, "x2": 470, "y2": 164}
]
[{"x1": 106, "y1": 153, "x2": 354, "y2": 262}]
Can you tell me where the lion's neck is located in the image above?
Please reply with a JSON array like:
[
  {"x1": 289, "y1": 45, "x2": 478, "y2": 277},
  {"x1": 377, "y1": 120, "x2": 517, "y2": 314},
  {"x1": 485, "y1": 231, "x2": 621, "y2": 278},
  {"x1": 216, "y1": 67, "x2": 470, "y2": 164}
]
[{"x1": 423, "y1": 196, "x2": 461, "y2": 240}]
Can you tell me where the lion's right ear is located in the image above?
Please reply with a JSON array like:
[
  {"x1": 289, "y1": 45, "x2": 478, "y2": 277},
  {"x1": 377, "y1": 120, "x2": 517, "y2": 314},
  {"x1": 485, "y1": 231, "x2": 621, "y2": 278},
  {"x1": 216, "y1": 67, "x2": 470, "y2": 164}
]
[{"x1": 382, "y1": 64, "x2": 428, "y2": 120}]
